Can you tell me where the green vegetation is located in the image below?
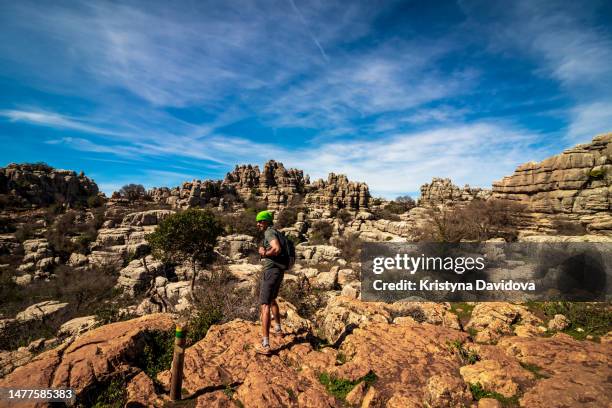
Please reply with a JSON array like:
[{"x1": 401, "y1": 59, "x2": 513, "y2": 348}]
[
  {"x1": 185, "y1": 307, "x2": 223, "y2": 347},
  {"x1": 519, "y1": 362, "x2": 549, "y2": 379},
  {"x1": 469, "y1": 383, "x2": 519, "y2": 407},
  {"x1": 526, "y1": 301, "x2": 612, "y2": 341},
  {"x1": 309, "y1": 220, "x2": 333, "y2": 244},
  {"x1": 118, "y1": 183, "x2": 147, "y2": 201},
  {"x1": 414, "y1": 199, "x2": 525, "y2": 242},
  {"x1": 147, "y1": 208, "x2": 223, "y2": 292},
  {"x1": 90, "y1": 377, "x2": 127, "y2": 408},
  {"x1": 447, "y1": 340, "x2": 480, "y2": 365},
  {"x1": 450, "y1": 302, "x2": 475, "y2": 324},
  {"x1": 318, "y1": 371, "x2": 377, "y2": 400},
  {"x1": 588, "y1": 168, "x2": 606, "y2": 180},
  {"x1": 140, "y1": 329, "x2": 175, "y2": 381}
]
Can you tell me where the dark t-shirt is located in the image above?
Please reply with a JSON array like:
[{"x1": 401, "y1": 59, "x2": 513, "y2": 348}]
[{"x1": 262, "y1": 227, "x2": 285, "y2": 270}]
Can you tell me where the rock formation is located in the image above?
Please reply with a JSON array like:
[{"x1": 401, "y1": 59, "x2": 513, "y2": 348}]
[
  {"x1": 148, "y1": 160, "x2": 369, "y2": 211},
  {"x1": 419, "y1": 177, "x2": 491, "y2": 207},
  {"x1": 0, "y1": 163, "x2": 99, "y2": 207},
  {"x1": 306, "y1": 173, "x2": 370, "y2": 211},
  {"x1": 492, "y1": 133, "x2": 612, "y2": 233}
]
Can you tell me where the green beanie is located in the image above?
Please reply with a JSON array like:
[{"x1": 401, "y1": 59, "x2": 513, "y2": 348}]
[{"x1": 256, "y1": 210, "x2": 273, "y2": 223}]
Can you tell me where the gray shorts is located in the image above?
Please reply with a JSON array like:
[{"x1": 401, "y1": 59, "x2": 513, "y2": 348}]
[{"x1": 259, "y1": 266, "x2": 284, "y2": 305}]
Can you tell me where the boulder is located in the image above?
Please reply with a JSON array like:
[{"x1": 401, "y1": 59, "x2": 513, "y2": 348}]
[
  {"x1": 0, "y1": 314, "x2": 174, "y2": 400},
  {"x1": 466, "y1": 302, "x2": 542, "y2": 343},
  {"x1": 58, "y1": 316, "x2": 98, "y2": 337},
  {"x1": 121, "y1": 209, "x2": 175, "y2": 226},
  {"x1": 15, "y1": 300, "x2": 69, "y2": 323}
]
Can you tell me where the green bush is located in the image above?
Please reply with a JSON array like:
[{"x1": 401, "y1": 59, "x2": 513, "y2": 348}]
[
  {"x1": 588, "y1": 168, "x2": 606, "y2": 180},
  {"x1": 532, "y1": 301, "x2": 612, "y2": 340},
  {"x1": 318, "y1": 371, "x2": 377, "y2": 401},
  {"x1": 469, "y1": 383, "x2": 519, "y2": 406},
  {"x1": 147, "y1": 209, "x2": 223, "y2": 291},
  {"x1": 140, "y1": 329, "x2": 175, "y2": 381},
  {"x1": 336, "y1": 233, "x2": 362, "y2": 263},
  {"x1": 309, "y1": 221, "x2": 333, "y2": 245}
]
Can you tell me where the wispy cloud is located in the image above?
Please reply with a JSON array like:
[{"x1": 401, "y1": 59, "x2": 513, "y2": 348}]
[{"x1": 0, "y1": 109, "x2": 123, "y2": 136}]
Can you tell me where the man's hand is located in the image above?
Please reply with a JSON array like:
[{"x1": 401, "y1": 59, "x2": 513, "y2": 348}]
[{"x1": 259, "y1": 246, "x2": 266, "y2": 256}]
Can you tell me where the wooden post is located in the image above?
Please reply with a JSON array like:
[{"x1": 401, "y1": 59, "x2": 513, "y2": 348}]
[{"x1": 170, "y1": 325, "x2": 186, "y2": 401}]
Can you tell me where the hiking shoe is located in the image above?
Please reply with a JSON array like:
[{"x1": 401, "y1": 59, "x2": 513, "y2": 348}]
[
  {"x1": 272, "y1": 329, "x2": 285, "y2": 337},
  {"x1": 255, "y1": 344, "x2": 272, "y2": 356}
]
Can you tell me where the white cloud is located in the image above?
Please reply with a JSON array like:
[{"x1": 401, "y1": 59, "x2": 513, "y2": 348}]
[
  {"x1": 567, "y1": 102, "x2": 612, "y2": 142},
  {"x1": 0, "y1": 109, "x2": 123, "y2": 136}
]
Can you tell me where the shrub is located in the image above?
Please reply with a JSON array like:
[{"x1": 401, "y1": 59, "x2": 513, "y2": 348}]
[
  {"x1": 139, "y1": 329, "x2": 175, "y2": 381},
  {"x1": 385, "y1": 195, "x2": 415, "y2": 214},
  {"x1": 414, "y1": 199, "x2": 525, "y2": 242},
  {"x1": 147, "y1": 209, "x2": 223, "y2": 293},
  {"x1": 0, "y1": 217, "x2": 15, "y2": 233},
  {"x1": 87, "y1": 195, "x2": 105, "y2": 208},
  {"x1": 336, "y1": 233, "x2": 362, "y2": 263},
  {"x1": 309, "y1": 220, "x2": 333, "y2": 245},
  {"x1": 276, "y1": 206, "x2": 299, "y2": 229},
  {"x1": 118, "y1": 184, "x2": 146, "y2": 201},
  {"x1": 220, "y1": 199, "x2": 267, "y2": 237},
  {"x1": 336, "y1": 209, "x2": 353, "y2": 224},
  {"x1": 318, "y1": 371, "x2": 377, "y2": 401},
  {"x1": 552, "y1": 217, "x2": 587, "y2": 235},
  {"x1": 14, "y1": 223, "x2": 35, "y2": 242},
  {"x1": 280, "y1": 274, "x2": 326, "y2": 319},
  {"x1": 372, "y1": 207, "x2": 401, "y2": 221}
]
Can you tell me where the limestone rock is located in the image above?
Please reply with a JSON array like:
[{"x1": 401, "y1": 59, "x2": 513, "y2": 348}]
[
  {"x1": 419, "y1": 177, "x2": 491, "y2": 207},
  {"x1": 333, "y1": 320, "x2": 469, "y2": 405},
  {"x1": 0, "y1": 314, "x2": 174, "y2": 399},
  {"x1": 125, "y1": 371, "x2": 163, "y2": 407},
  {"x1": 195, "y1": 390, "x2": 235, "y2": 408},
  {"x1": 547, "y1": 314, "x2": 570, "y2": 331},
  {"x1": 306, "y1": 172, "x2": 370, "y2": 211},
  {"x1": 0, "y1": 163, "x2": 99, "y2": 207},
  {"x1": 499, "y1": 333, "x2": 611, "y2": 407},
  {"x1": 67, "y1": 252, "x2": 88, "y2": 267},
  {"x1": 297, "y1": 244, "x2": 341, "y2": 265},
  {"x1": 315, "y1": 297, "x2": 459, "y2": 345},
  {"x1": 58, "y1": 315, "x2": 98, "y2": 337},
  {"x1": 217, "y1": 234, "x2": 256, "y2": 260},
  {"x1": 116, "y1": 255, "x2": 164, "y2": 296},
  {"x1": 159, "y1": 320, "x2": 300, "y2": 394},
  {"x1": 466, "y1": 302, "x2": 542, "y2": 343},
  {"x1": 121, "y1": 209, "x2": 175, "y2": 226},
  {"x1": 492, "y1": 133, "x2": 612, "y2": 233},
  {"x1": 15, "y1": 300, "x2": 69, "y2": 322}
]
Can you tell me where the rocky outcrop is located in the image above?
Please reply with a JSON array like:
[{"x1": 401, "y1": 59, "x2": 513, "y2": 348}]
[
  {"x1": 315, "y1": 296, "x2": 461, "y2": 345},
  {"x1": 499, "y1": 333, "x2": 611, "y2": 407},
  {"x1": 225, "y1": 160, "x2": 307, "y2": 209},
  {"x1": 306, "y1": 173, "x2": 370, "y2": 211},
  {"x1": 419, "y1": 177, "x2": 491, "y2": 207},
  {"x1": 466, "y1": 302, "x2": 543, "y2": 343},
  {"x1": 0, "y1": 163, "x2": 99, "y2": 207},
  {"x1": 15, "y1": 300, "x2": 69, "y2": 323},
  {"x1": 16, "y1": 238, "x2": 59, "y2": 278},
  {"x1": 121, "y1": 209, "x2": 175, "y2": 226},
  {"x1": 492, "y1": 133, "x2": 612, "y2": 233},
  {"x1": 0, "y1": 313, "x2": 174, "y2": 403},
  {"x1": 149, "y1": 160, "x2": 370, "y2": 211}
]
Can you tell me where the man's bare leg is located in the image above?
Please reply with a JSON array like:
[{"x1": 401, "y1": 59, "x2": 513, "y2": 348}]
[
  {"x1": 261, "y1": 303, "x2": 271, "y2": 340},
  {"x1": 271, "y1": 299, "x2": 281, "y2": 329}
]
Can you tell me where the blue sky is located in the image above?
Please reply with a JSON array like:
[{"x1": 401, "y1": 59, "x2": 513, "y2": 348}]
[{"x1": 0, "y1": 0, "x2": 611, "y2": 198}]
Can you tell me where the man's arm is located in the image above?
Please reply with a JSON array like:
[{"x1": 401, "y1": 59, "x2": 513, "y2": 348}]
[{"x1": 263, "y1": 239, "x2": 281, "y2": 257}]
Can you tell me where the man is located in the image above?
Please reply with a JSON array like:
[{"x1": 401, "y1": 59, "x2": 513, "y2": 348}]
[{"x1": 254, "y1": 210, "x2": 287, "y2": 355}]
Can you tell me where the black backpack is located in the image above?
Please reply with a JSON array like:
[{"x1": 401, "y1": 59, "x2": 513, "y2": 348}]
[{"x1": 276, "y1": 230, "x2": 296, "y2": 270}]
